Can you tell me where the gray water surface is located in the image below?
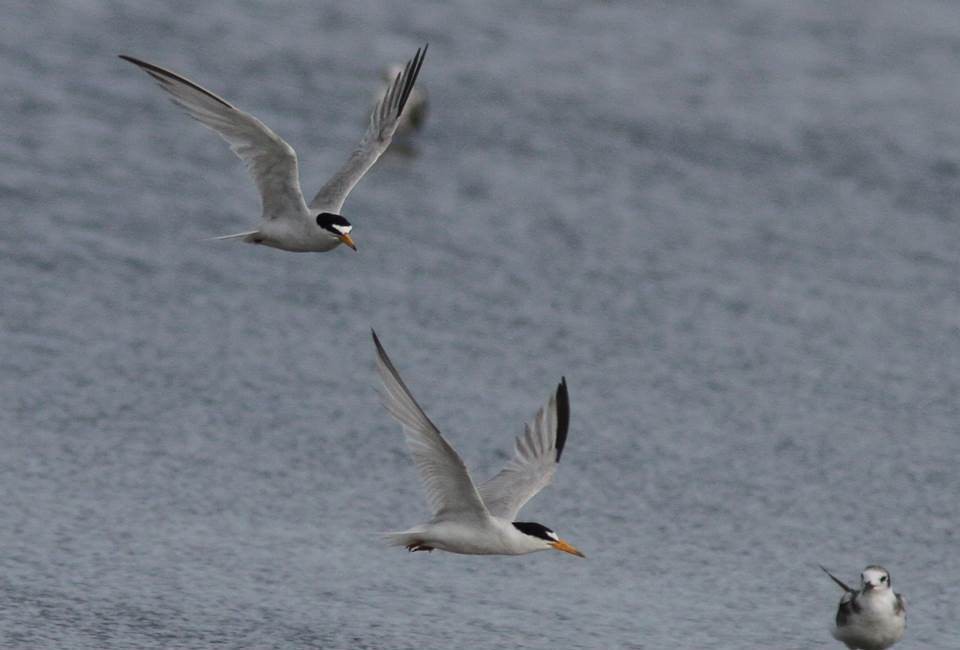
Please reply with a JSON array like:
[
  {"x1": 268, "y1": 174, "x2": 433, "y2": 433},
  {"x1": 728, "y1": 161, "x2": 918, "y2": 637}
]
[{"x1": 3, "y1": 1, "x2": 960, "y2": 648}]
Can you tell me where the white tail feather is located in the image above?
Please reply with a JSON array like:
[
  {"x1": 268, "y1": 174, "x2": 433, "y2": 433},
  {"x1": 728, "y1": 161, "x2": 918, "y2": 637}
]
[
  {"x1": 203, "y1": 230, "x2": 260, "y2": 242},
  {"x1": 381, "y1": 530, "x2": 425, "y2": 547}
]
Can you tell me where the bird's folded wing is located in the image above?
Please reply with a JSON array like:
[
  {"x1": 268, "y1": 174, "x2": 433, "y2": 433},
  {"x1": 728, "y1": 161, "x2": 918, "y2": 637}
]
[
  {"x1": 309, "y1": 45, "x2": 427, "y2": 213},
  {"x1": 372, "y1": 330, "x2": 488, "y2": 522},
  {"x1": 477, "y1": 378, "x2": 569, "y2": 520},
  {"x1": 120, "y1": 55, "x2": 307, "y2": 221},
  {"x1": 836, "y1": 591, "x2": 859, "y2": 626}
]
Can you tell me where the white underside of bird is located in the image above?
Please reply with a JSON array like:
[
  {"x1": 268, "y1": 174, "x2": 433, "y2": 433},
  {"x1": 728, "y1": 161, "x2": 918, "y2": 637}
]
[
  {"x1": 822, "y1": 565, "x2": 905, "y2": 650},
  {"x1": 120, "y1": 45, "x2": 427, "y2": 253},
  {"x1": 384, "y1": 519, "x2": 570, "y2": 556},
  {"x1": 832, "y1": 592, "x2": 905, "y2": 650},
  {"x1": 372, "y1": 330, "x2": 584, "y2": 558}
]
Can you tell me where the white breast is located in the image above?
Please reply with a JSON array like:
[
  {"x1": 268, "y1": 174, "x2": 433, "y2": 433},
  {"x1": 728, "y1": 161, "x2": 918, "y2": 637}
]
[{"x1": 834, "y1": 591, "x2": 905, "y2": 650}]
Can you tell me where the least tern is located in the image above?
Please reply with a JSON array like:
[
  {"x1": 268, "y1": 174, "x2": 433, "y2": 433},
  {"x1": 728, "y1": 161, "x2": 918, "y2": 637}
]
[
  {"x1": 821, "y1": 565, "x2": 906, "y2": 650},
  {"x1": 119, "y1": 45, "x2": 427, "y2": 252},
  {"x1": 372, "y1": 331, "x2": 584, "y2": 558}
]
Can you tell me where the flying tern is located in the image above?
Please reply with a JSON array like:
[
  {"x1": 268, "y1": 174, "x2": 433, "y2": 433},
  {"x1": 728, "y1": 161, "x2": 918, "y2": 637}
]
[
  {"x1": 372, "y1": 331, "x2": 584, "y2": 558},
  {"x1": 119, "y1": 45, "x2": 427, "y2": 252}
]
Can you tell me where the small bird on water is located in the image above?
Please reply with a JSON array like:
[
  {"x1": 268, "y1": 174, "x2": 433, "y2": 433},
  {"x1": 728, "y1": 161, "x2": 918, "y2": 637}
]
[
  {"x1": 120, "y1": 45, "x2": 427, "y2": 252},
  {"x1": 372, "y1": 330, "x2": 585, "y2": 558},
  {"x1": 821, "y1": 564, "x2": 905, "y2": 650}
]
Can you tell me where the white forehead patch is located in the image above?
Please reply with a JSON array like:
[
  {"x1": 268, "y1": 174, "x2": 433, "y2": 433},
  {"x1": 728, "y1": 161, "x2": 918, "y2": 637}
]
[
  {"x1": 333, "y1": 224, "x2": 352, "y2": 235},
  {"x1": 863, "y1": 567, "x2": 889, "y2": 586},
  {"x1": 547, "y1": 531, "x2": 559, "y2": 541}
]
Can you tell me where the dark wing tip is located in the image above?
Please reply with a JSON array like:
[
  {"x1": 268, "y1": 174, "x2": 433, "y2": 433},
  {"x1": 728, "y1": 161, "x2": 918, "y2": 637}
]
[
  {"x1": 371, "y1": 328, "x2": 387, "y2": 358},
  {"x1": 396, "y1": 44, "x2": 428, "y2": 118},
  {"x1": 119, "y1": 54, "x2": 153, "y2": 70},
  {"x1": 371, "y1": 329, "x2": 408, "y2": 393},
  {"x1": 554, "y1": 377, "x2": 570, "y2": 462},
  {"x1": 118, "y1": 54, "x2": 164, "y2": 73},
  {"x1": 118, "y1": 54, "x2": 235, "y2": 110},
  {"x1": 820, "y1": 565, "x2": 855, "y2": 593},
  {"x1": 371, "y1": 329, "x2": 404, "y2": 389}
]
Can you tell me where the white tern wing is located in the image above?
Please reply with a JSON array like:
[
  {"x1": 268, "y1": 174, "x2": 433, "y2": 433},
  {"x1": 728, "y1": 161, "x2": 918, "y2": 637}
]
[
  {"x1": 372, "y1": 330, "x2": 489, "y2": 523},
  {"x1": 120, "y1": 55, "x2": 308, "y2": 222},
  {"x1": 309, "y1": 45, "x2": 427, "y2": 213},
  {"x1": 477, "y1": 378, "x2": 569, "y2": 520}
]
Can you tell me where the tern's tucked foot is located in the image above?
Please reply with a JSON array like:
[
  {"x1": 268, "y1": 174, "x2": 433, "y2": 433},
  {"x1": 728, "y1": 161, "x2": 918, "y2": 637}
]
[{"x1": 406, "y1": 542, "x2": 434, "y2": 552}]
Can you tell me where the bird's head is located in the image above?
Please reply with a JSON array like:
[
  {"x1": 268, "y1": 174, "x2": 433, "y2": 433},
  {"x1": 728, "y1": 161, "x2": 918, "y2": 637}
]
[
  {"x1": 513, "y1": 522, "x2": 585, "y2": 558},
  {"x1": 316, "y1": 212, "x2": 357, "y2": 251},
  {"x1": 861, "y1": 565, "x2": 892, "y2": 593}
]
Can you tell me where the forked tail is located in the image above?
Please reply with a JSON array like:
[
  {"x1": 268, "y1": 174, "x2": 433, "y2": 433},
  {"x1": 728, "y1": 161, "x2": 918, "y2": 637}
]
[
  {"x1": 382, "y1": 529, "x2": 428, "y2": 549},
  {"x1": 382, "y1": 530, "x2": 417, "y2": 547},
  {"x1": 204, "y1": 230, "x2": 260, "y2": 242}
]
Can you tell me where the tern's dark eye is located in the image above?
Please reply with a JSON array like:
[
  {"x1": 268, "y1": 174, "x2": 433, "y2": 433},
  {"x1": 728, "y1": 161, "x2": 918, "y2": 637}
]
[{"x1": 880, "y1": 576, "x2": 887, "y2": 582}]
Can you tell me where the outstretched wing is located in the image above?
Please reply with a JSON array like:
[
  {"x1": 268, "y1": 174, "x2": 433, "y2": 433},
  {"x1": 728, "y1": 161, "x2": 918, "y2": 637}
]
[
  {"x1": 372, "y1": 330, "x2": 488, "y2": 523},
  {"x1": 309, "y1": 45, "x2": 427, "y2": 213},
  {"x1": 120, "y1": 55, "x2": 307, "y2": 221},
  {"x1": 477, "y1": 378, "x2": 570, "y2": 520}
]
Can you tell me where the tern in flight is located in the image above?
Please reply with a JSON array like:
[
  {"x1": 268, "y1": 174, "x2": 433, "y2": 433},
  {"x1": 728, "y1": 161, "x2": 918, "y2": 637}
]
[
  {"x1": 120, "y1": 45, "x2": 427, "y2": 252},
  {"x1": 372, "y1": 330, "x2": 585, "y2": 558}
]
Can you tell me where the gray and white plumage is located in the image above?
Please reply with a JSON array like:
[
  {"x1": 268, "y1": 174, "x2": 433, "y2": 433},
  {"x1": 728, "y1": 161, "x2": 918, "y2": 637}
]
[
  {"x1": 821, "y1": 565, "x2": 906, "y2": 650},
  {"x1": 119, "y1": 45, "x2": 426, "y2": 252},
  {"x1": 373, "y1": 330, "x2": 584, "y2": 558}
]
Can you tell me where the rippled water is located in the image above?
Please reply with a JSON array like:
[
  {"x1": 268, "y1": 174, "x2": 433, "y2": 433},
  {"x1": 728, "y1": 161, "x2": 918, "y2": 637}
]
[{"x1": 3, "y1": 1, "x2": 960, "y2": 648}]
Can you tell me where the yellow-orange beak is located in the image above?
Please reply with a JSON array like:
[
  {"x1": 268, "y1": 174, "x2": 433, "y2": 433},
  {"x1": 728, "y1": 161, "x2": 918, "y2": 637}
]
[
  {"x1": 550, "y1": 539, "x2": 586, "y2": 558},
  {"x1": 339, "y1": 233, "x2": 357, "y2": 251}
]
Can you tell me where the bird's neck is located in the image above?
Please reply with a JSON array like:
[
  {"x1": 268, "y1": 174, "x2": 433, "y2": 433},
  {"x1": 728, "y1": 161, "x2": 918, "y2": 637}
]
[{"x1": 859, "y1": 588, "x2": 896, "y2": 611}]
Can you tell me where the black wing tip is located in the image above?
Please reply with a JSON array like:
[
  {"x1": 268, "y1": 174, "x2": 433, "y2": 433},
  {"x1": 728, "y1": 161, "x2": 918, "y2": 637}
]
[
  {"x1": 371, "y1": 329, "x2": 404, "y2": 385},
  {"x1": 118, "y1": 54, "x2": 235, "y2": 110},
  {"x1": 119, "y1": 54, "x2": 152, "y2": 70},
  {"x1": 820, "y1": 565, "x2": 855, "y2": 593},
  {"x1": 396, "y1": 44, "x2": 428, "y2": 118},
  {"x1": 371, "y1": 328, "x2": 386, "y2": 355},
  {"x1": 554, "y1": 377, "x2": 570, "y2": 462},
  {"x1": 118, "y1": 54, "x2": 164, "y2": 73}
]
